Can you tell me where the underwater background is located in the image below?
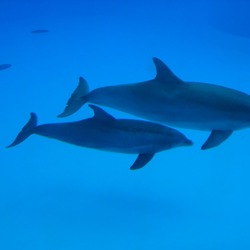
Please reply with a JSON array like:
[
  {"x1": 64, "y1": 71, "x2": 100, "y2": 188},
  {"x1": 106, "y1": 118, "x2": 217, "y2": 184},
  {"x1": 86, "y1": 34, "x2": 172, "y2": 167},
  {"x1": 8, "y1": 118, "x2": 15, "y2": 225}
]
[{"x1": 1, "y1": 0, "x2": 250, "y2": 249}]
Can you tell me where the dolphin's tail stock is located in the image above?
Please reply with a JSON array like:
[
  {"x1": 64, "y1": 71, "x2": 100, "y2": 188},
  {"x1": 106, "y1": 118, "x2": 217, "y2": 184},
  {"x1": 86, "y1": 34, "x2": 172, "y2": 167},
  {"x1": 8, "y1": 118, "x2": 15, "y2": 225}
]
[
  {"x1": 6, "y1": 113, "x2": 37, "y2": 148},
  {"x1": 58, "y1": 77, "x2": 89, "y2": 118}
]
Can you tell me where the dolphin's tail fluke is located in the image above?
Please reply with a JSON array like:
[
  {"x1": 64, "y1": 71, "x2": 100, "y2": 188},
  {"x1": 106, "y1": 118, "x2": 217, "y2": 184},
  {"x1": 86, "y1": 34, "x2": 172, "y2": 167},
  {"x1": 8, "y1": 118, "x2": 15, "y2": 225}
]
[
  {"x1": 6, "y1": 112, "x2": 37, "y2": 148},
  {"x1": 58, "y1": 77, "x2": 89, "y2": 118}
]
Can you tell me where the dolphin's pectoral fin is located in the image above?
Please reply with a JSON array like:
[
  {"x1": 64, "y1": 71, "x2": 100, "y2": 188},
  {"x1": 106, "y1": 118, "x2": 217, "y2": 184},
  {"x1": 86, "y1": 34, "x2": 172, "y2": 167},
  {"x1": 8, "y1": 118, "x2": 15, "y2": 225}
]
[
  {"x1": 58, "y1": 77, "x2": 89, "y2": 118},
  {"x1": 201, "y1": 130, "x2": 233, "y2": 150},
  {"x1": 130, "y1": 153, "x2": 155, "y2": 170}
]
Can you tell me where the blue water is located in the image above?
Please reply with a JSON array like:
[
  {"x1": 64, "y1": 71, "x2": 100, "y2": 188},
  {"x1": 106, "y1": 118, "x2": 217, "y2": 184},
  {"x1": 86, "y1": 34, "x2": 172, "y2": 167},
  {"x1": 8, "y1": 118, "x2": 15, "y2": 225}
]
[{"x1": 1, "y1": 0, "x2": 250, "y2": 249}]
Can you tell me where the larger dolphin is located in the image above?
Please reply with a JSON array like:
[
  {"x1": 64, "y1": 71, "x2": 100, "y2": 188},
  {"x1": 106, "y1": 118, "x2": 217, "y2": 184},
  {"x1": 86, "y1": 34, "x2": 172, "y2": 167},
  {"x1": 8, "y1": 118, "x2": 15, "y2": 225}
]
[
  {"x1": 7, "y1": 105, "x2": 192, "y2": 170},
  {"x1": 59, "y1": 58, "x2": 250, "y2": 149}
]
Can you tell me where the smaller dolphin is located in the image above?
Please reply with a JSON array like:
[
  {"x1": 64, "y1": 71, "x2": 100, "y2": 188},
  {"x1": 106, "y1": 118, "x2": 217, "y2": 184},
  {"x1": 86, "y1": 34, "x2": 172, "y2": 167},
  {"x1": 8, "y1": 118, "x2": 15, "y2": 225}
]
[{"x1": 7, "y1": 105, "x2": 192, "y2": 170}]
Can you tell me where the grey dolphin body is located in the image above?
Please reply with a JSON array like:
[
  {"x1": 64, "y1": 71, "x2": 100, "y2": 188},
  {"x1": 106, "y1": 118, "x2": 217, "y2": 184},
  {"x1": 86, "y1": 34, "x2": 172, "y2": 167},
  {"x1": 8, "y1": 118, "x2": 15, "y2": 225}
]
[
  {"x1": 59, "y1": 58, "x2": 250, "y2": 149},
  {"x1": 7, "y1": 105, "x2": 192, "y2": 170}
]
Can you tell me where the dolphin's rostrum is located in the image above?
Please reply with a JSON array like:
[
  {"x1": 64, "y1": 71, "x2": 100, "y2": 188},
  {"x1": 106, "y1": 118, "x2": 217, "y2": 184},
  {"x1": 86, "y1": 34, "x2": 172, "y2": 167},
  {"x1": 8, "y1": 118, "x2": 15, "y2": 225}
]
[
  {"x1": 59, "y1": 58, "x2": 250, "y2": 149},
  {"x1": 7, "y1": 105, "x2": 192, "y2": 170}
]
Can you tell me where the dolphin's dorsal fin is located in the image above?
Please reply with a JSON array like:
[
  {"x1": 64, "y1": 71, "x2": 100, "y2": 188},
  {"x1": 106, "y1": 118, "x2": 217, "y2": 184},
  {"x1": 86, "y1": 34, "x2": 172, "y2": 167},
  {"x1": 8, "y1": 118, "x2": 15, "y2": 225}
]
[
  {"x1": 89, "y1": 105, "x2": 115, "y2": 121},
  {"x1": 153, "y1": 57, "x2": 183, "y2": 84}
]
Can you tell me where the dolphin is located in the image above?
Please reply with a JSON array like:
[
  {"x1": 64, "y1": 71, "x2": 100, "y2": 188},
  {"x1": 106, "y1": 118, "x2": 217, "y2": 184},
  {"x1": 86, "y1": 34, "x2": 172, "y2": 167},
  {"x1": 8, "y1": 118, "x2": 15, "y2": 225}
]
[
  {"x1": 0, "y1": 64, "x2": 11, "y2": 71},
  {"x1": 7, "y1": 105, "x2": 192, "y2": 170},
  {"x1": 58, "y1": 58, "x2": 250, "y2": 149}
]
